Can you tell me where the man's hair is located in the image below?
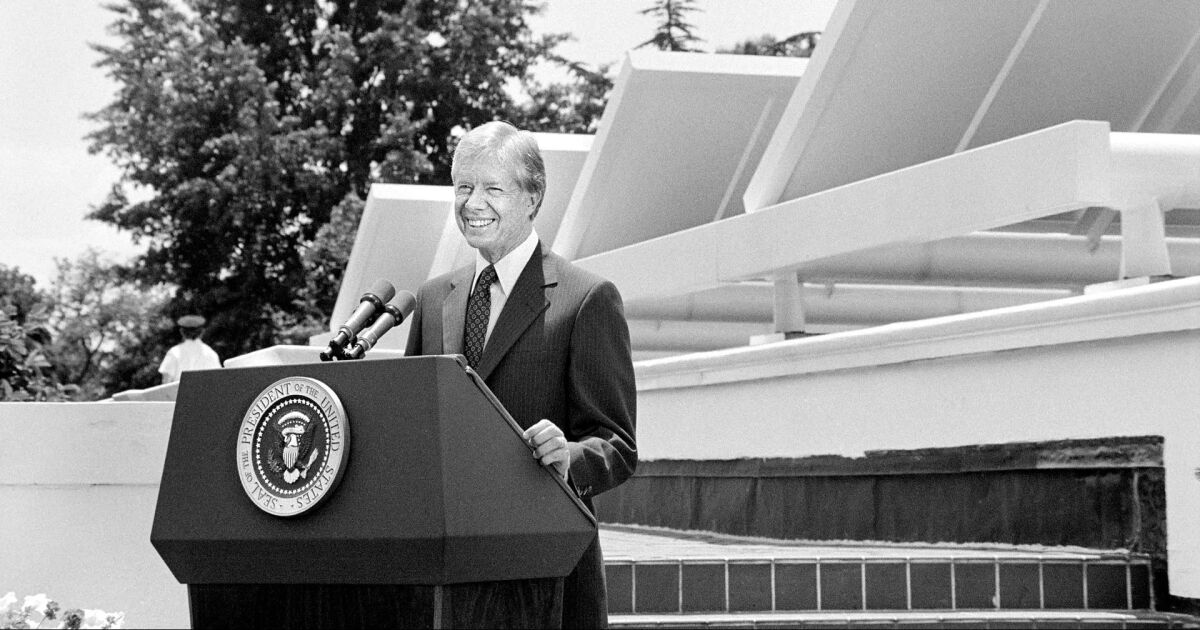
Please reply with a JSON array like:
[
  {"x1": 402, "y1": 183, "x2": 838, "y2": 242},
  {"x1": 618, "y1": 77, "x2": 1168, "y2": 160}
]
[
  {"x1": 451, "y1": 121, "x2": 546, "y2": 216},
  {"x1": 181, "y1": 327, "x2": 202, "y2": 340}
]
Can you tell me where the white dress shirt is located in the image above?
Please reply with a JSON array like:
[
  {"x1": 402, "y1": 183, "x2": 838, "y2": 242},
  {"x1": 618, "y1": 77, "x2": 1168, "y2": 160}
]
[
  {"x1": 471, "y1": 229, "x2": 540, "y2": 346},
  {"x1": 158, "y1": 338, "x2": 222, "y2": 383}
]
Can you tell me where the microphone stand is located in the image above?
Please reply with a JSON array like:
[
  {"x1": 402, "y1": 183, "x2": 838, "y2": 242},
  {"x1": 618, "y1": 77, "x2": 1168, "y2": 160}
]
[{"x1": 319, "y1": 335, "x2": 357, "y2": 361}]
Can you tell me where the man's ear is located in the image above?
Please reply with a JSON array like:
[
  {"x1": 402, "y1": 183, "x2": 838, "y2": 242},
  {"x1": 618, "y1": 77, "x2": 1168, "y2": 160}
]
[{"x1": 528, "y1": 192, "x2": 541, "y2": 220}]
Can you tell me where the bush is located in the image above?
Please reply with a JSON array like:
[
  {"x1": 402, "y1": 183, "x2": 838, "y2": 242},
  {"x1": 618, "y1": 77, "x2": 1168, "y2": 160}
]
[{"x1": 0, "y1": 301, "x2": 74, "y2": 401}]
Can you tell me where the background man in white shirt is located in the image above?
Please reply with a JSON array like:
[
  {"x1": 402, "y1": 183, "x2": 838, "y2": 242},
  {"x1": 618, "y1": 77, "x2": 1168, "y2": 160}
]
[{"x1": 158, "y1": 314, "x2": 222, "y2": 383}]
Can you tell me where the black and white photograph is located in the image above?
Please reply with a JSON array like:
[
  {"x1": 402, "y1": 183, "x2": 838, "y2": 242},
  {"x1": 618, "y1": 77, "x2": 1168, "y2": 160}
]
[{"x1": 3, "y1": 1, "x2": 1200, "y2": 628}]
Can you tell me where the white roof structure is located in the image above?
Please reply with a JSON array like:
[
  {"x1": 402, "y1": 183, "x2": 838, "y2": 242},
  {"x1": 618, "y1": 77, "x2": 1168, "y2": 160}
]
[
  {"x1": 580, "y1": 121, "x2": 1200, "y2": 296},
  {"x1": 553, "y1": 0, "x2": 1200, "y2": 353},
  {"x1": 552, "y1": 52, "x2": 807, "y2": 260},
  {"x1": 333, "y1": 1, "x2": 1200, "y2": 352},
  {"x1": 743, "y1": 0, "x2": 1200, "y2": 209}
]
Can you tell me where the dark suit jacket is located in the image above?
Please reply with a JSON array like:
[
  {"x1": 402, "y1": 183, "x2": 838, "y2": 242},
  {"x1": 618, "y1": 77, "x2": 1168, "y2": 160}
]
[{"x1": 405, "y1": 242, "x2": 637, "y2": 627}]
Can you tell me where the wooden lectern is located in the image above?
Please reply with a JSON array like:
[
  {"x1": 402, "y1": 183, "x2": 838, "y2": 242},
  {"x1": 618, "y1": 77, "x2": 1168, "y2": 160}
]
[{"x1": 151, "y1": 356, "x2": 596, "y2": 629}]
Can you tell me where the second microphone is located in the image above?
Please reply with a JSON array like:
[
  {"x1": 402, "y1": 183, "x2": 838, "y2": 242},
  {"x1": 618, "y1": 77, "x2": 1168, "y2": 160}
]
[{"x1": 343, "y1": 290, "x2": 417, "y2": 359}]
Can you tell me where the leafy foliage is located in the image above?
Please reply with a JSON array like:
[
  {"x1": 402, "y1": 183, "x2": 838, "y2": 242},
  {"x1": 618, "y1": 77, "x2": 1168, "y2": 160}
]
[
  {"x1": 46, "y1": 250, "x2": 173, "y2": 400},
  {"x1": 0, "y1": 267, "x2": 71, "y2": 402},
  {"x1": 0, "y1": 266, "x2": 48, "y2": 326},
  {"x1": 721, "y1": 31, "x2": 822, "y2": 58},
  {"x1": 515, "y1": 60, "x2": 614, "y2": 134},
  {"x1": 301, "y1": 193, "x2": 365, "y2": 323},
  {"x1": 100, "y1": 315, "x2": 179, "y2": 395},
  {"x1": 0, "y1": 257, "x2": 173, "y2": 401},
  {"x1": 638, "y1": 0, "x2": 703, "y2": 52}
]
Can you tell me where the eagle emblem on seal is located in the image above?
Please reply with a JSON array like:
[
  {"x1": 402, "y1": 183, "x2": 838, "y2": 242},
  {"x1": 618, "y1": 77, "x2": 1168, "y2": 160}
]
[
  {"x1": 238, "y1": 376, "x2": 349, "y2": 517},
  {"x1": 267, "y1": 411, "x2": 321, "y2": 484}
]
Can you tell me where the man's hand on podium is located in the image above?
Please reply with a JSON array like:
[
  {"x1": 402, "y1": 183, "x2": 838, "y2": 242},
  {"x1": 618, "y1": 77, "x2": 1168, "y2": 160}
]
[{"x1": 524, "y1": 419, "x2": 570, "y2": 481}]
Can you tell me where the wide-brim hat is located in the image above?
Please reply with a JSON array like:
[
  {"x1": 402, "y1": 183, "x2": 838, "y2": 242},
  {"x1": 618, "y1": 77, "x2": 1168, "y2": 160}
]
[{"x1": 176, "y1": 314, "x2": 206, "y2": 328}]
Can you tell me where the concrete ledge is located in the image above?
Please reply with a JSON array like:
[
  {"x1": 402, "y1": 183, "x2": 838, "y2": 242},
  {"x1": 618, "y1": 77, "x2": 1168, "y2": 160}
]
[
  {"x1": 627, "y1": 436, "x2": 1163, "y2": 478},
  {"x1": 610, "y1": 610, "x2": 1199, "y2": 628},
  {"x1": 110, "y1": 381, "x2": 179, "y2": 402},
  {"x1": 634, "y1": 276, "x2": 1200, "y2": 391},
  {"x1": 0, "y1": 401, "x2": 174, "y2": 485}
]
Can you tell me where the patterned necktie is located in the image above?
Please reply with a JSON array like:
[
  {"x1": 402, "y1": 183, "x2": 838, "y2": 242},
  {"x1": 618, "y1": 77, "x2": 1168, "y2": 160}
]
[{"x1": 463, "y1": 264, "x2": 497, "y2": 369}]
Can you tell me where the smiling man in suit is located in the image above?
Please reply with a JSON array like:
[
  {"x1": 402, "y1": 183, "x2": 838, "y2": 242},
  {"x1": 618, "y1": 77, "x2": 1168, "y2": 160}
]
[{"x1": 405, "y1": 121, "x2": 637, "y2": 628}]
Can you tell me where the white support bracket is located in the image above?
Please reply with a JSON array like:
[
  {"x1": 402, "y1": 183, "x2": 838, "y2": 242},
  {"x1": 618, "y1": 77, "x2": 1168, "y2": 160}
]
[
  {"x1": 772, "y1": 272, "x2": 807, "y2": 333},
  {"x1": 1119, "y1": 197, "x2": 1173, "y2": 281},
  {"x1": 750, "y1": 272, "x2": 808, "y2": 345},
  {"x1": 1086, "y1": 197, "x2": 1173, "y2": 294}
]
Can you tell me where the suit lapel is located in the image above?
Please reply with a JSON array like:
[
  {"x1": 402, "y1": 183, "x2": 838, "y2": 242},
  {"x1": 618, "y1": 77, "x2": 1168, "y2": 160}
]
[
  {"x1": 475, "y1": 243, "x2": 557, "y2": 380},
  {"x1": 441, "y1": 263, "x2": 474, "y2": 355}
]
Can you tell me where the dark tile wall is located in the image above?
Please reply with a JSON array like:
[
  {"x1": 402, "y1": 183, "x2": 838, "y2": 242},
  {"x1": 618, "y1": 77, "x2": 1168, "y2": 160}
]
[
  {"x1": 955, "y1": 562, "x2": 997, "y2": 609},
  {"x1": 999, "y1": 563, "x2": 1040, "y2": 608},
  {"x1": 1131, "y1": 564, "x2": 1152, "y2": 609},
  {"x1": 607, "y1": 563, "x2": 633, "y2": 613},
  {"x1": 1043, "y1": 563, "x2": 1084, "y2": 608},
  {"x1": 911, "y1": 562, "x2": 953, "y2": 609},
  {"x1": 729, "y1": 562, "x2": 772, "y2": 611},
  {"x1": 1088, "y1": 563, "x2": 1130, "y2": 609},
  {"x1": 680, "y1": 563, "x2": 723, "y2": 612},
  {"x1": 632, "y1": 563, "x2": 678, "y2": 613},
  {"x1": 820, "y1": 563, "x2": 863, "y2": 610},
  {"x1": 775, "y1": 562, "x2": 818, "y2": 610},
  {"x1": 604, "y1": 557, "x2": 1150, "y2": 615},
  {"x1": 864, "y1": 562, "x2": 908, "y2": 609}
]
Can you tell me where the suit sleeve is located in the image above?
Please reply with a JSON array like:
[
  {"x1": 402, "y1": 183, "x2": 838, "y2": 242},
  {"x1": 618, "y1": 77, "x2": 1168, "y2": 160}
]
[{"x1": 564, "y1": 279, "x2": 638, "y2": 499}]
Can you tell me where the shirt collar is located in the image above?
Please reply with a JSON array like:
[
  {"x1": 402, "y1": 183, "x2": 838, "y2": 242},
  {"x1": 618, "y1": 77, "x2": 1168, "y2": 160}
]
[{"x1": 473, "y1": 229, "x2": 539, "y2": 296}]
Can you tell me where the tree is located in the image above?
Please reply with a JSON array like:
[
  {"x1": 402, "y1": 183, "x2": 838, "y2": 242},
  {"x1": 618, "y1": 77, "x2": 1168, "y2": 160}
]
[
  {"x1": 0, "y1": 265, "x2": 70, "y2": 401},
  {"x1": 46, "y1": 250, "x2": 173, "y2": 400},
  {"x1": 721, "y1": 31, "x2": 821, "y2": 58},
  {"x1": 86, "y1": 0, "x2": 567, "y2": 360},
  {"x1": 515, "y1": 60, "x2": 614, "y2": 134},
  {"x1": 0, "y1": 304, "x2": 71, "y2": 402},
  {"x1": 638, "y1": 0, "x2": 704, "y2": 52},
  {"x1": 190, "y1": 0, "x2": 567, "y2": 186},
  {"x1": 0, "y1": 265, "x2": 49, "y2": 326},
  {"x1": 294, "y1": 192, "x2": 366, "y2": 342}
]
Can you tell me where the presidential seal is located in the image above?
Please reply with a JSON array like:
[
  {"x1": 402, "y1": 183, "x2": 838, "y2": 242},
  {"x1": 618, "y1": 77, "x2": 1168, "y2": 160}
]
[{"x1": 236, "y1": 376, "x2": 349, "y2": 517}]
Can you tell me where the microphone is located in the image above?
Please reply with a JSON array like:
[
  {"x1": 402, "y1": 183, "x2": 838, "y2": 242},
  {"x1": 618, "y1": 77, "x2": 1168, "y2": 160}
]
[
  {"x1": 344, "y1": 290, "x2": 417, "y2": 360},
  {"x1": 320, "y1": 279, "x2": 396, "y2": 361}
]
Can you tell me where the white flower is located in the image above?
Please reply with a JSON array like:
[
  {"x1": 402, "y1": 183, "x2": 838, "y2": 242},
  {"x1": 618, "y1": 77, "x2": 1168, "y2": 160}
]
[
  {"x1": 21, "y1": 593, "x2": 48, "y2": 615},
  {"x1": 82, "y1": 608, "x2": 108, "y2": 628},
  {"x1": 424, "y1": 32, "x2": 446, "y2": 48},
  {"x1": 78, "y1": 608, "x2": 124, "y2": 629},
  {"x1": 0, "y1": 592, "x2": 21, "y2": 627}
]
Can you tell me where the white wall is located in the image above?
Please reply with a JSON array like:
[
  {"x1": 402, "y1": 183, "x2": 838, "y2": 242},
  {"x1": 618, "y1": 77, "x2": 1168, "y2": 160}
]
[
  {"x1": 634, "y1": 277, "x2": 1200, "y2": 598},
  {"x1": 0, "y1": 402, "x2": 188, "y2": 629},
  {"x1": 637, "y1": 331, "x2": 1199, "y2": 459}
]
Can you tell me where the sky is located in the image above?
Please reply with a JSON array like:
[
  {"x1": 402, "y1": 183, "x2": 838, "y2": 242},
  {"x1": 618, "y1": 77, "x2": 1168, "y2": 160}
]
[{"x1": 0, "y1": 0, "x2": 836, "y2": 286}]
